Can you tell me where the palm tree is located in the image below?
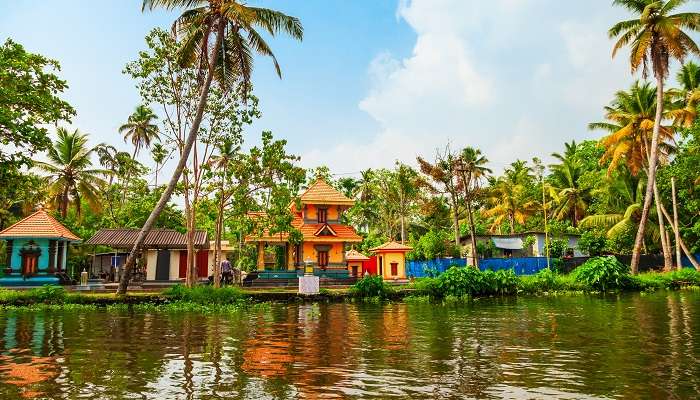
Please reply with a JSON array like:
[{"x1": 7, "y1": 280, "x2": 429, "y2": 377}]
[
  {"x1": 417, "y1": 149, "x2": 462, "y2": 247},
  {"x1": 548, "y1": 141, "x2": 591, "y2": 227},
  {"x1": 34, "y1": 128, "x2": 107, "y2": 218},
  {"x1": 483, "y1": 161, "x2": 538, "y2": 234},
  {"x1": 151, "y1": 143, "x2": 169, "y2": 186},
  {"x1": 589, "y1": 81, "x2": 675, "y2": 269},
  {"x1": 209, "y1": 139, "x2": 239, "y2": 288},
  {"x1": 668, "y1": 61, "x2": 700, "y2": 127},
  {"x1": 609, "y1": 0, "x2": 700, "y2": 273},
  {"x1": 456, "y1": 147, "x2": 491, "y2": 266},
  {"x1": 118, "y1": 0, "x2": 303, "y2": 294},
  {"x1": 119, "y1": 105, "x2": 160, "y2": 158},
  {"x1": 393, "y1": 162, "x2": 420, "y2": 244}
]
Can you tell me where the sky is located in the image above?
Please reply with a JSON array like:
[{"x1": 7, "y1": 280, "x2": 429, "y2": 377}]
[{"x1": 2, "y1": 0, "x2": 699, "y2": 179}]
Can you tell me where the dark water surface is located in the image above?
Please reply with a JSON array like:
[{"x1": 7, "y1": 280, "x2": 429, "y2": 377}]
[{"x1": 0, "y1": 292, "x2": 699, "y2": 399}]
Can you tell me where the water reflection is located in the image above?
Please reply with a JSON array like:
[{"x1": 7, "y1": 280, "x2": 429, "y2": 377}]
[{"x1": 0, "y1": 292, "x2": 697, "y2": 399}]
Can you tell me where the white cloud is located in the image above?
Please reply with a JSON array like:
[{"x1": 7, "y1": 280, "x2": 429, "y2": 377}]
[{"x1": 300, "y1": 0, "x2": 645, "y2": 174}]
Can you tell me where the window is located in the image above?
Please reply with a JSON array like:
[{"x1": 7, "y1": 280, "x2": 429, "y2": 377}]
[
  {"x1": 317, "y1": 251, "x2": 329, "y2": 268},
  {"x1": 318, "y1": 208, "x2": 327, "y2": 223},
  {"x1": 391, "y1": 262, "x2": 398, "y2": 276}
]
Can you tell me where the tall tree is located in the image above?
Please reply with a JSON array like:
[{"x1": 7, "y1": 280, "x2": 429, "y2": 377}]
[
  {"x1": 34, "y1": 128, "x2": 106, "y2": 218},
  {"x1": 117, "y1": 1, "x2": 302, "y2": 294},
  {"x1": 548, "y1": 141, "x2": 591, "y2": 227},
  {"x1": 393, "y1": 162, "x2": 420, "y2": 244},
  {"x1": 119, "y1": 105, "x2": 160, "y2": 200},
  {"x1": 668, "y1": 61, "x2": 700, "y2": 127},
  {"x1": 483, "y1": 161, "x2": 538, "y2": 234},
  {"x1": 609, "y1": 0, "x2": 700, "y2": 273},
  {"x1": 456, "y1": 147, "x2": 491, "y2": 266},
  {"x1": 417, "y1": 148, "x2": 463, "y2": 247},
  {"x1": 151, "y1": 143, "x2": 169, "y2": 186}
]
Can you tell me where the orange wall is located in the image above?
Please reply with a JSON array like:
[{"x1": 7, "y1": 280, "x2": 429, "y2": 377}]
[
  {"x1": 302, "y1": 241, "x2": 344, "y2": 264},
  {"x1": 304, "y1": 204, "x2": 341, "y2": 221},
  {"x1": 376, "y1": 252, "x2": 407, "y2": 280}
]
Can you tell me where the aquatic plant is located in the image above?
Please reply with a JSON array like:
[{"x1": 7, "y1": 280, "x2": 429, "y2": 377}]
[
  {"x1": 350, "y1": 275, "x2": 394, "y2": 298},
  {"x1": 161, "y1": 284, "x2": 246, "y2": 304},
  {"x1": 573, "y1": 256, "x2": 629, "y2": 291}
]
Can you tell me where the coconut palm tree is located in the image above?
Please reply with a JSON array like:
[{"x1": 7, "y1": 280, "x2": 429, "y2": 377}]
[
  {"x1": 209, "y1": 138, "x2": 239, "y2": 287},
  {"x1": 668, "y1": 61, "x2": 700, "y2": 127},
  {"x1": 34, "y1": 128, "x2": 107, "y2": 218},
  {"x1": 609, "y1": 0, "x2": 700, "y2": 273},
  {"x1": 118, "y1": 0, "x2": 303, "y2": 294},
  {"x1": 150, "y1": 143, "x2": 169, "y2": 186},
  {"x1": 119, "y1": 105, "x2": 160, "y2": 158},
  {"x1": 548, "y1": 141, "x2": 591, "y2": 227},
  {"x1": 456, "y1": 147, "x2": 491, "y2": 266},
  {"x1": 590, "y1": 81, "x2": 676, "y2": 268},
  {"x1": 483, "y1": 162, "x2": 538, "y2": 234}
]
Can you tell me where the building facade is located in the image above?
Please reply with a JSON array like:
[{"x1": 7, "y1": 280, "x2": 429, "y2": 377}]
[{"x1": 246, "y1": 179, "x2": 363, "y2": 278}]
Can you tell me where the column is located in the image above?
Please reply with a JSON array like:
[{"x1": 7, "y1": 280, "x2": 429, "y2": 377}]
[
  {"x1": 257, "y1": 242, "x2": 265, "y2": 271},
  {"x1": 287, "y1": 243, "x2": 295, "y2": 271},
  {"x1": 61, "y1": 241, "x2": 68, "y2": 272}
]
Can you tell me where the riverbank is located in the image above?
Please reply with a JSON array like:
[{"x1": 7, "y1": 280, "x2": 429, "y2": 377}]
[{"x1": 0, "y1": 262, "x2": 699, "y2": 311}]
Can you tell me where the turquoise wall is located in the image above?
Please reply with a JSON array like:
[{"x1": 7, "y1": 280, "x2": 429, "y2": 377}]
[{"x1": 8, "y1": 238, "x2": 51, "y2": 271}]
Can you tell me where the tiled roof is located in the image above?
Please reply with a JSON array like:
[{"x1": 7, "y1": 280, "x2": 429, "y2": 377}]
[
  {"x1": 299, "y1": 179, "x2": 354, "y2": 205},
  {"x1": 369, "y1": 241, "x2": 413, "y2": 252},
  {"x1": 246, "y1": 214, "x2": 362, "y2": 243},
  {"x1": 0, "y1": 210, "x2": 80, "y2": 241},
  {"x1": 345, "y1": 249, "x2": 370, "y2": 261},
  {"x1": 85, "y1": 229, "x2": 208, "y2": 249}
]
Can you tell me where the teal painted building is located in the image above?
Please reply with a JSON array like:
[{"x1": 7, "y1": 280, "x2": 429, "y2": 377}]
[{"x1": 0, "y1": 210, "x2": 81, "y2": 286}]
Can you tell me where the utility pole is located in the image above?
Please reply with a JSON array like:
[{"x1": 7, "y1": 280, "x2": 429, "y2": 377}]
[
  {"x1": 533, "y1": 158, "x2": 550, "y2": 269},
  {"x1": 671, "y1": 177, "x2": 682, "y2": 270}
]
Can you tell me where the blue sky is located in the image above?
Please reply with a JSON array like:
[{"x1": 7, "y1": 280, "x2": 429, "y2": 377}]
[{"x1": 2, "y1": 0, "x2": 698, "y2": 178}]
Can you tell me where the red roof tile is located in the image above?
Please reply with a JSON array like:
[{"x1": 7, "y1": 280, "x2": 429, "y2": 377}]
[
  {"x1": 345, "y1": 249, "x2": 370, "y2": 261},
  {"x1": 369, "y1": 241, "x2": 412, "y2": 252},
  {"x1": 299, "y1": 179, "x2": 354, "y2": 205},
  {"x1": 0, "y1": 210, "x2": 80, "y2": 241},
  {"x1": 246, "y1": 214, "x2": 362, "y2": 243}
]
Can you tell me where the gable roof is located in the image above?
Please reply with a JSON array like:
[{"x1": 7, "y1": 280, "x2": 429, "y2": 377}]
[
  {"x1": 369, "y1": 241, "x2": 413, "y2": 252},
  {"x1": 345, "y1": 249, "x2": 370, "y2": 261},
  {"x1": 0, "y1": 210, "x2": 80, "y2": 241},
  {"x1": 299, "y1": 179, "x2": 354, "y2": 205},
  {"x1": 86, "y1": 229, "x2": 208, "y2": 249},
  {"x1": 313, "y1": 224, "x2": 337, "y2": 237}
]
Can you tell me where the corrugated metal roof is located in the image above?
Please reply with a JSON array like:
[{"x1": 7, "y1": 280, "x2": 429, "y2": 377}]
[
  {"x1": 0, "y1": 210, "x2": 80, "y2": 241},
  {"x1": 85, "y1": 229, "x2": 208, "y2": 249}
]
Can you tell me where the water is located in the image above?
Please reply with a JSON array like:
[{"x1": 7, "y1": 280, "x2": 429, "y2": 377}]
[{"x1": 0, "y1": 292, "x2": 698, "y2": 399}]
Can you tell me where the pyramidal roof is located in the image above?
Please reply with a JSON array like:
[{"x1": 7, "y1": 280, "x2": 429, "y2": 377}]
[
  {"x1": 299, "y1": 179, "x2": 354, "y2": 205},
  {"x1": 0, "y1": 210, "x2": 80, "y2": 241},
  {"x1": 345, "y1": 249, "x2": 370, "y2": 261},
  {"x1": 369, "y1": 241, "x2": 412, "y2": 252}
]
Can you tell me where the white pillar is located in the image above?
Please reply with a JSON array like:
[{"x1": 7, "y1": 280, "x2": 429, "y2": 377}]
[
  {"x1": 62, "y1": 241, "x2": 68, "y2": 272},
  {"x1": 53, "y1": 241, "x2": 59, "y2": 271}
]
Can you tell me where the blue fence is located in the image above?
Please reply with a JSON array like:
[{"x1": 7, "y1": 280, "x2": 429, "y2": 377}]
[
  {"x1": 407, "y1": 254, "x2": 700, "y2": 278},
  {"x1": 406, "y1": 257, "x2": 552, "y2": 278}
]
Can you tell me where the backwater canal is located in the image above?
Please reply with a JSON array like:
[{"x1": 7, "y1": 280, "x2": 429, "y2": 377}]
[{"x1": 0, "y1": 291, "x2": 698, "y2": 399}]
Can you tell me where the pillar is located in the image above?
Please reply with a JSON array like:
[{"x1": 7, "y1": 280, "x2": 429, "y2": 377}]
[
  {"x1": 257, "y1": 242, "x2": 265, "y2": 271},
  {"x1": 287, "y1": 243, "x2": 295, "y2": 271},
  {"x1": 62, "y1": 240, "x2": 68, "y2": 272}
]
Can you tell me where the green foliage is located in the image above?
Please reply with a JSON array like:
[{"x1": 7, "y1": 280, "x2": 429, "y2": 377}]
[
  {"x1": 578, "y1": 230, "x2": 607, "y2": 256},
  {"x1": 628, "y1": 268, "x2": 700, "y2": 291},
  {"x1": 434, "y1": 266, "x2": 517, "y2": 297},
  {"x1": 350, "y1": 275, "x2": 394, "y2": 298},
  {"x1": 0, "y1": 285, "x2": 66, "y2": 304},
  {"x1": 482, "y1": 269, "x2": 519, "y2": 295},
  {"x1": 574, "y1": 256, "x2": 629, "y2": 291},
  {"x1": 409, "y1": 229, "x2": 452, "y2": 260},
  {"x1": 545, "y1": 238, "x2": 568, "y2": 258},
  {"x1": 162, "y1": 284, "x2": 244, "y2": 304},
  {"x1": 0, "y1": 39, "x2": 75, "y2": 169}
]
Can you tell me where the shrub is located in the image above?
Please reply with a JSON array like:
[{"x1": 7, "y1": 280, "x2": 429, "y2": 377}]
[
  {"x1": 629, "y1": 268, "x2": 700, "y2": 290},
  {"x1": 482, "y1": 269, "x2": 519, "y2": 295},
  {"x1": 351, "y1": 275, "x2": 393, "y2": 298},
  {"x1": 545, "y1": 238, "x2": 568, "y2": 259},
  {"x1": 31, "y1": 285, "x2": 66, "y2": 304},
  {"x1": 162, "y1": 284, "x2": 244, "y2": 304},
  {"x1": 436, "y1": 266, "x2": 485, "y2": 297},
  {"x1": 577, "y1": 231, "x2": 607, "y2": 256},
  {"x1": 573, "y1": 256, "x2": 629, "y2": 291}
]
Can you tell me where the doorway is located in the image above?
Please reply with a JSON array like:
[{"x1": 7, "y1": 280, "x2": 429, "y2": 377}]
[{"x1": 21, "y1": 251, "x2": 39, "y2": 277}]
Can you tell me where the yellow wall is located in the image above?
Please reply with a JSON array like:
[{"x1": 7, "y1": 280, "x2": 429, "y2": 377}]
[
  {"x1": 302, "y1": 241, "x2": 344, "y2": 265},
  {"x1": 377, "y1": 252, "x2": 406, "y2": 280},
  {"x1": 304, "y1": 204, "x2": 340, "y2": 221},
  {"x1": 347, "y1": 261, "x2": 363, "y2": 277}
]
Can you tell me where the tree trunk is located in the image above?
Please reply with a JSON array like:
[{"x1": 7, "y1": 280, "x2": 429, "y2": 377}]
[
  {"x1": 657, "y1": 190, "x2": 700, "y2": 270},
  {"x1": 653, "y1": 182, "x2": 673, "y2": 271},
  {"x1": 117, "y1": 20, "x2": 224, "y2": 295},
  {"x1": 467, "y1": 200, "x2": 478, "y2": 268},
  {"x1": 450, "y1": 193, "x2": 460, "y2": 247},
  {"x1": 122, "y1": 148, "x2": 138, "y2": 203},
  {"x1": 671, "y1": 177, "x2": 682, "y2": 270},
  {"x1": 400, "y1": 215, "x2": 406, "y2": 245},
  {"x1": 630, "y1": 73, "x2": 664, "y2": 275},
  {"x1": 213, "y1": 173, "x2": 226, "y2": 288}
]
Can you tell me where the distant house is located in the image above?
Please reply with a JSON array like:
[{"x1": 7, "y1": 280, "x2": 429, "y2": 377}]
[
  {"x1": 461, "y1": 231, "x2": 583, "y2": 258},
  {"x1": 85, "y1": 229, "x2": 234, "y2": 282}
]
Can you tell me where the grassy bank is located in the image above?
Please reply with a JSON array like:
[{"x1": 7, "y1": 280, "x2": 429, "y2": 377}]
[{"x1": 1, "y1": 257, "x2": 698, "y2": 310}]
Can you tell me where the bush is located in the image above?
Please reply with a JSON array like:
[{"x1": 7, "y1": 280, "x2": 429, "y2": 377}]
[
  {"x1": 162, "y1": 284, "x2": 244, "y2": 304},
  {"x1": 578, "y1": 231, "x2": 607, "y2": 256},
  {"x1": 545, "y1": 238, "x2": 568, "y2": 259},
  {"x1": 436, "y1": 266, "x2": 484, "y2": 297},
  {"x1": 351, "y1": 275, "x2": 393, "y2": 298},
  {"x1": 482, "y1": 269, "x2": 519, "y2": 295},
  {"x1": 31, "y1": 285, "x2": 66, "y2": 304},
  {"x1": 629, "y1": 268, "x2": 700, "y2": 290},
  {"x1": 573, "y1": 256, "x2": 629, "y2": 291}
]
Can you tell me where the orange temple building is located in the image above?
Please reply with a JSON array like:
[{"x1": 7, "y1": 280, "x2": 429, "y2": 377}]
[{"x1": 246, "y1": 179, "x2": 363, "y2": 279}]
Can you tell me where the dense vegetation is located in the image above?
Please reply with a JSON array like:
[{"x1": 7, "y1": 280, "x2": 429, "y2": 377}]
[{"x1": 0, "y1": 1, "x2": 699, "y2": 294}]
